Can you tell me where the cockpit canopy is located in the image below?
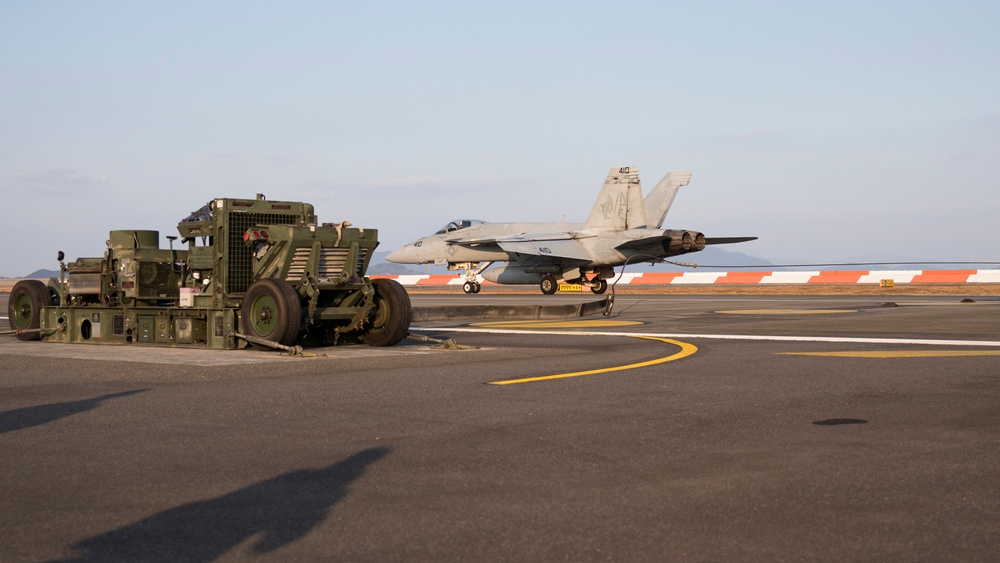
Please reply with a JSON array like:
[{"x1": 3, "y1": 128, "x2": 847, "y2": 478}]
[{"x1": 435, "y1": 219, "x2": 485, "y2": 235}]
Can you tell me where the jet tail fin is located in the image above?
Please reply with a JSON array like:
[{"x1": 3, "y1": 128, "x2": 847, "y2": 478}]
[
  {"x1": 643, "y1": 171, "x2": 692, "y2": 229},
  {"x1": 584, "y1": 166, "x2": 647, "y2": 231}
]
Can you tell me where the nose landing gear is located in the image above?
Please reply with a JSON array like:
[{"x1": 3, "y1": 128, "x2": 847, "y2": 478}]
[{"x1": 455, "y1": 261, "x2": 491, "y2": 294}]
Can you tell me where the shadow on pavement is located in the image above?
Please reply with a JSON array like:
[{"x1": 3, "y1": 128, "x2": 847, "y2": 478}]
[
  {"x1": 0, "y1": 389, "x2": 148, "y2": 434},
  {"x1": 50, "y1": 447, "x2": 390, "y2": 562}
]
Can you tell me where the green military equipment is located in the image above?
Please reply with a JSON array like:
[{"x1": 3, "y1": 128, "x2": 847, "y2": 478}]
[{"x1": 7, "y1": 194, "x2": 410, "y2": 349}]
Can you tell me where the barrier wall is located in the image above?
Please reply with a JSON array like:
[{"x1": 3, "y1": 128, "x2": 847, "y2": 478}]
[
  {"x1": 4, "y1": 270, "x2": 998, "y2": 293},
  {"x1": 373, "y1": 269, "x2": 1000, "y2": 286}
]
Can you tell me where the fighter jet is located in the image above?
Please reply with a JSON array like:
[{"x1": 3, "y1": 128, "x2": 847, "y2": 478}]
[{"x1": 385, "y1": 166, "x2": 756, "y2": 294}]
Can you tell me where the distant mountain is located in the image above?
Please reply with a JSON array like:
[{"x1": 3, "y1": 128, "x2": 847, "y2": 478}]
[
  {"x1": 832, "y1": 254, "x2": 998, "y2": 271},
  {"x1": 25, "y1": 269, "x2": 59, "y2": 278},
  {"x1": 639, "y1": 247, "x2": 773, "y2": 272},
  {"x1": 367, "y1": 262, "x2": 423, "y2": 275},
  {"x1": 369, "y1": 252, "x2": 450, "y2": 275},
  {"x1": 766, "y1": 254, "x2": 1000, "y2": 271}
]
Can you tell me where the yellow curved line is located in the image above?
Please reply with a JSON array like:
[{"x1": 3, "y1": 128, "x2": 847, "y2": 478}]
[{"x1": 489, "y1": 336, "x2": 698, "y2": 385}]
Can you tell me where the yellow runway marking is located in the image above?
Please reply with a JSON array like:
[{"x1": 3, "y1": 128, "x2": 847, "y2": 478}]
[
  {"x1": 489, "y1": 336, "x2": 697, "y2": 385},
  {"x1": 779, "y1": 350, "x2": 1000, "y2": 358},
  {"x1": 715, "y1": 309, "x2": 858, "y2": 315},
  {"x1": 471, "y1": 320, "x2": 644, "y2": 329}
]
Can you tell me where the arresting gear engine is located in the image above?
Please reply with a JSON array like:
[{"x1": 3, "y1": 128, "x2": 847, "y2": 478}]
[{"x1": 6, "y1": 194, "x2": 411, "y2": 350}]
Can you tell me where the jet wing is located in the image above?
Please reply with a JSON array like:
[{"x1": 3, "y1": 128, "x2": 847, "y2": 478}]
[
  {"x1": 444, "y1": 230, "x2": 598, "y2": 260},
  {"x1": 498, "y1": 239, "x2": 592, "y2": 262},
  {"x1": 449, "y1": 230, "x2": 597, "y2": 245},
  {"x1": 447, "y1": 231, "x2": 573, "y2": 244}
]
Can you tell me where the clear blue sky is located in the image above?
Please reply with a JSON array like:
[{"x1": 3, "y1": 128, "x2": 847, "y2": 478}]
[{"x1": 2, "y1": 1, "x2": 998, "y2": 275}]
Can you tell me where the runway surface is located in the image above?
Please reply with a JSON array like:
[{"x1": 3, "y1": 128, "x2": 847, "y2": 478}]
[{"x1": 2, "y1": 292, "x2": 999, "y2": 561}]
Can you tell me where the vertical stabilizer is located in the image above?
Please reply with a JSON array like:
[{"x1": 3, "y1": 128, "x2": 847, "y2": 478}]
[
  {"x1": 584, "y1": 166, "x2": 647, "y2": 231},
  {"x1": 643, "y1": 171, "x2": 692, "y2": 229}
]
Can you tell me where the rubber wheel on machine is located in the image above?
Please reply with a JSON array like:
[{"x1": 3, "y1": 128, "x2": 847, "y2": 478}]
[
  {"x1": 540, "y1": 274, "x2": 558, "y2": 295},
  {"x1": 361, "y1": 278, "x2": 411, "y2": 346},
  {"x1": 591, "y1": 279, "x2": 608, "y2": 294},
  {"x1": 241, "y1": 278, "x2": 302, "y2": 348},
  {"x1": 463, "y1": 281, "x2": 475, "y2": 294},
  {"x1": 8, "y1": 280, "x2": 50, "y2": 341}
]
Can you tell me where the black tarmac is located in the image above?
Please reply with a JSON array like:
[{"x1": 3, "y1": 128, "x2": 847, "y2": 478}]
[{"x1": 2, "y1": 292, "x2": 999, "y2": 562}]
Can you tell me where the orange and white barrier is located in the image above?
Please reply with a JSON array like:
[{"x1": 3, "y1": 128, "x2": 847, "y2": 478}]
[{"x1": 373, "y1": 269, "x2": 1000, "y2": 286}]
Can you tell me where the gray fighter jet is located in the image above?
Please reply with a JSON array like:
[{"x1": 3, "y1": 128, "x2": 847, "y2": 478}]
[{"x1": 385, "y1": 166, "x2": 756, "y2": 294}]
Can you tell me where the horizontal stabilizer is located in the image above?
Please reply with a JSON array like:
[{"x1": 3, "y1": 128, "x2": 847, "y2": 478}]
[{"x1": 705, "y1": 236, "x2": 758, "y2": 245}]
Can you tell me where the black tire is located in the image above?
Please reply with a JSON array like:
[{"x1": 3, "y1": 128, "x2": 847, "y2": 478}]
[
  {"x1": 540, "y1": 274, "x2": 558, "y2": 295},
  {"x1": 361, "y1": 278, "x2": 411, "y2": 346},
  {"x1": 9, "y1": 280, "x2": 49, "y2": 341},
  {"x1": 591, "y1": 279, "x2": 608, "y2": 294},
  {"x1": 463, "y1": 281, "x2": 475, "y2": 294},
  {"x1": 241, "y1": 278, "x2": 302, "y2": 348},
  {"x1": 472, "y1": 282, "x2": 482, "y2": 294}
]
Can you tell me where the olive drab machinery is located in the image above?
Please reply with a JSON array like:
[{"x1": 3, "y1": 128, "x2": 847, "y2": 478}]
[{"x1": 7, "y1": 194, "x2": 411, "y2": 349}]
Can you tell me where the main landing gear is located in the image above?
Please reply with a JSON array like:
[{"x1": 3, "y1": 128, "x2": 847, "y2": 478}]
[
  {"x1": 540, "y1": 274, "x2": 558, "y2": 295},
  {"x1": 589, "y1": 278, "x2": 608, "y2": 294},
  {"x1": 538, "y1": 274, "x2": 609, "y2": 295}
]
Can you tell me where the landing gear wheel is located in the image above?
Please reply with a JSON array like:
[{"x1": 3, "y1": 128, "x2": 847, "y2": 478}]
[
  {"x1": 472, "y1": 282, "x2": 481, "y2": 294},
  {"x1": 8, "y1": 280, "x2": 50, "y2": 341},
  {"x1": 241, "y1": 278, "x2": 302, "y2": 348},
  {"x1": 463, "y1": 281, "x2": 477, "y2": 294},
  {"x1": 540, "y1": 274, "x2": 558, "y2": 295},
  {"x1": 591, "y1": 279, "x2": 608, "y2": 294},
  {"x1": 361, "y1": 278, "x2": 412, "y2": 346}
]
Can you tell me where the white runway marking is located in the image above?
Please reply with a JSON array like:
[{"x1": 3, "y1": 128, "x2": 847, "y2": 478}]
[{"x1": 411, "y1": 327, "x2": 1000, "y2": 347}]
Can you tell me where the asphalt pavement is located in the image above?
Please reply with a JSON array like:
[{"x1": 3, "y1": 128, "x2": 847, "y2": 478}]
[{"x1": 2, "y1": 291, "x2": 999, "y2": 562}]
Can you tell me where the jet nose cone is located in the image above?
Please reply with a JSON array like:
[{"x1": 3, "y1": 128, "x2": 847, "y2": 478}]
[{"x1": 385, "y1": 244, "x2": 415, "y2": 263}]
